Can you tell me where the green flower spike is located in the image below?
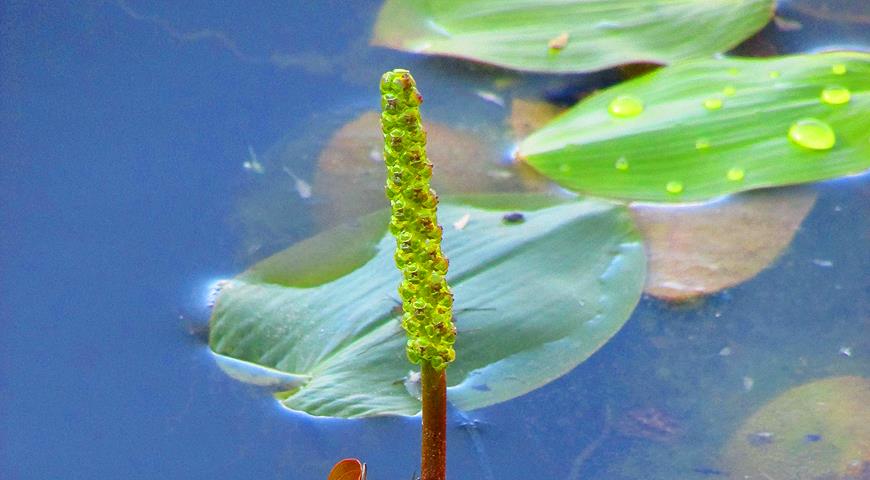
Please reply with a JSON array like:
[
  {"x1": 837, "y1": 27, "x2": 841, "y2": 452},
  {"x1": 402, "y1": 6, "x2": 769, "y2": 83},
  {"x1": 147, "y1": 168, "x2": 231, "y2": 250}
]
[{"x1": 380, "y1": 69, "x2": 455, "y2": 371}]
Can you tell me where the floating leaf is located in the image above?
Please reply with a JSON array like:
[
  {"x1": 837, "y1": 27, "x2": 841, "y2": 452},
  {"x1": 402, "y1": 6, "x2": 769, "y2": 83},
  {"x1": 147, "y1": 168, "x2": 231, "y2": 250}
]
[
  {"x1": 633, "y1": 187, "x2": 816, "y2": 301},
  {"x1": 510, "y1": 99, "x2": 818, "y2": 300},
  {"x1": 327, "y1": 459, "x2": 367, "y2": 480},
  {"x1": 209, "y1": 195, "x2": 645, "y2": 418},
  {"x1": 518, "y1": 52, "x2": 870, "y2": 202},
  {"x1": 313, "y1": 112, "x2": 539, "y2": 229},
  {"x1": 722, "y1": 376, "x2": 870, "y2": 479},
  {"x1": 371, "y1": 0, "x2": 774, "y2": 73}
]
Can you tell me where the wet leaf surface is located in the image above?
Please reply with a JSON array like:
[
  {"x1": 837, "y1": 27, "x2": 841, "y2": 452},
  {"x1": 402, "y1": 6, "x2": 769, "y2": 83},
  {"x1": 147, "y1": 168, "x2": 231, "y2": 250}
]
[
  {"x1": 209, "y1": 195, "x2": 645, "y2": 418},
  {"x1": 510, "y1": 99, "x2": 818, "y2": 300},
  {"x1": 372, "y1": 0, "x2": 774, "y2": 73},
  {"x1": 519, "y1": 52, "x2": 870, "y2": 203}
]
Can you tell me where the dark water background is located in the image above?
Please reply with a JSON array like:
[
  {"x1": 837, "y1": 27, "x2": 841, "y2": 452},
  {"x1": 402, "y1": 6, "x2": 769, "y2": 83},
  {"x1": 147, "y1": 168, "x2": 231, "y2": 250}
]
[{"x1": 1, "y1": 1, "x2": 868, "y2": 479}]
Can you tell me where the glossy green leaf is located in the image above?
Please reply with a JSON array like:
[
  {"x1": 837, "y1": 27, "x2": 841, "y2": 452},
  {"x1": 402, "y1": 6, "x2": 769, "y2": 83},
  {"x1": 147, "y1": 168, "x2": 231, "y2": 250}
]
[
  {"x1": 518, "y1": 52, "x2": 870, "y2": 203},
  {"x1": 371, "y1": 0, "x2": 774, "y2": 73},
  {"x1": 209, "y1": 195, "x2": 645, "y2": 418}
]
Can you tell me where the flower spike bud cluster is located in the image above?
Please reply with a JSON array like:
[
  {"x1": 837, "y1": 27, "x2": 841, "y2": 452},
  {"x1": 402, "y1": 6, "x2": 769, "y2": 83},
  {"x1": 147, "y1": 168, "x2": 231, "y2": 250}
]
[{"x1": 380, "y1": 69, "x2": 455, "y2": 370}]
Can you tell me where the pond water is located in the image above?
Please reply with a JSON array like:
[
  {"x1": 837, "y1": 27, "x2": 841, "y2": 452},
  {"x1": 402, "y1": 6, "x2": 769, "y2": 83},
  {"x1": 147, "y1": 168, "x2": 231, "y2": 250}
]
[{"x1": 1, "y1": 1, "x2": 867, "y2": 479}]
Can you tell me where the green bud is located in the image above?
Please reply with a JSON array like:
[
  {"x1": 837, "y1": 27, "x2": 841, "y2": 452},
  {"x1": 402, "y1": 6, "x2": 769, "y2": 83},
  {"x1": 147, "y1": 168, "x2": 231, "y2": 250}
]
[{"x1": 381, "y1": 69, "x2": 455, "y2": 371}]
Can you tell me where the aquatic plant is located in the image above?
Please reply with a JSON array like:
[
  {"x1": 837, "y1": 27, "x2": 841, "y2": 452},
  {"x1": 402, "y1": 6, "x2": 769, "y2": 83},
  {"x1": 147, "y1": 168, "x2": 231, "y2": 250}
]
[
  {"x1": 372, "y1": 0, "x2": 774, "y2": 73},
  {"x1": 204, "y1": 4, "x2": 870, "y2": 479},
  {"x1": 381, "y1": 68, "x2": 454, "y2": 480},
  {"x1": 518, "y1": 52, "x2": 870, "y2": 202},
  {"x1": 380, "y1": 69, "x2": 456, "y2": 372}
]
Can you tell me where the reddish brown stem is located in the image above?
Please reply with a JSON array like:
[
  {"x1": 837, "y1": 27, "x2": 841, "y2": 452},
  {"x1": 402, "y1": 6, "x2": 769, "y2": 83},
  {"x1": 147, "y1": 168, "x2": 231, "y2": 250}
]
[{"x1": 420, "y1": 362, "x2": 447, "y2": 480}]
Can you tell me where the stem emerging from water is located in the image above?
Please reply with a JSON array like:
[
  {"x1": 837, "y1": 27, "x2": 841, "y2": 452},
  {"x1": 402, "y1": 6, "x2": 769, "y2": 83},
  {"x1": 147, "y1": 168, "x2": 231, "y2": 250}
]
[{"x1": 421, "y1": 363, "x2": 447, "y2": 480}]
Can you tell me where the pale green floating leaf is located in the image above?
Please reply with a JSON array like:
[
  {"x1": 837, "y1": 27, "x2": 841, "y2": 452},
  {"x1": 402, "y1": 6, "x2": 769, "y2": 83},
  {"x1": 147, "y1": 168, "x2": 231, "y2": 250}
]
[
  {"x1": 518, "y1": 52, "x2": 870, "y2": 203},
  {"x1": 209, "y1": 195, "x2": 645, "y2": 418},
  {"x1": 371, "y1": 0, "x2": 774, "y2": 73}
]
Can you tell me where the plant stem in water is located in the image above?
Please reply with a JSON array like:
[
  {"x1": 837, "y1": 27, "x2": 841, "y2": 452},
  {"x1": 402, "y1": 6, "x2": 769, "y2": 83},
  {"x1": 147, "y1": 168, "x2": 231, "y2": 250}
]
[{"x1": 421, "y1": 362, "x2": 447, "y2": 480}]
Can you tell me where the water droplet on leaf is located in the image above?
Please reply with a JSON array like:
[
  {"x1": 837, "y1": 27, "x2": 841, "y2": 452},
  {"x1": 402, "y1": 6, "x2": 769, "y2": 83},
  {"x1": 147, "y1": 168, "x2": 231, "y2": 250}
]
[
  {"x1": 608, "y1": 95, "x2": 644, "y2": 118},
  {"x1": 831, "y1": 63, "x2": 847, "y2": 75},
  {"x1": 788, "y1": 118, "x2": 836, "y2": 151},
  {"x1": 614, "y1": 157, "x2": 629, "y2": 171},
  {"x1": 727, "y1": 167, "x2": 745, "y2": 181},
  {"x1": 703, "y1": 98, "x2": 723, "y2": 110},
  {"x1": 727, "y1": 67, "x2": 740, "y2": 76},
  {"x1": 769, "y1": 71, "x2": 780, "y2": 79},
  {"x1": 666, "y1": 181, "x2": 684, "y2": 194},
  {"x1": 820, "y1": 86, "x2": 850, "y2": 105},
  {"x1": 723, "y1": 86, "x2": 736, "y2": 96},
  {"x1": 695, "y1": 138, "x2": 711, "y2": 150}
]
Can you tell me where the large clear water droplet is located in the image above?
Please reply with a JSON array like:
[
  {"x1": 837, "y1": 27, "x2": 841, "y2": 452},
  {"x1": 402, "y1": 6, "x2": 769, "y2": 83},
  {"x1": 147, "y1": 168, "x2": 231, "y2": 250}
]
[
  {"x1": 788, "y1": 118, "x2": 836, "y2": 151},
  {"x1": 695, "y1": 138, "x2": 711, "y2": 150},
  {"x1": 820, "y1": 86, "x2": 850, "y2": 105},
  {"x1": 608, "y1": 95, "x2": 644, "y2": 118}
]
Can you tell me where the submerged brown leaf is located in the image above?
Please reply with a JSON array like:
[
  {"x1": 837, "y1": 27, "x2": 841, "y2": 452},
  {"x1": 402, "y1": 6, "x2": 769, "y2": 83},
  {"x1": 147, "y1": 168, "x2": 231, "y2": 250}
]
[
  {"x1": 632, "y1": 187, "x2": 816, "y2": 302},
  {"x1": 313, "y1": 111, "x2": 541, "y2": 228},
  {"x1": 508, "y1": 99, "x2": 566, "y2": 140}
]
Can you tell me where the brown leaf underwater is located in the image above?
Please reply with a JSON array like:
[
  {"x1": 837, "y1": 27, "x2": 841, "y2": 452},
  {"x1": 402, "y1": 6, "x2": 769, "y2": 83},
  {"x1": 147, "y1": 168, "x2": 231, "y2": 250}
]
[
  {"x1": 313, "y1": 111, "x2": 545, "y2": 229},
  {"x1": 632, "y1": 187, "x2": 816, "y2": 302}
]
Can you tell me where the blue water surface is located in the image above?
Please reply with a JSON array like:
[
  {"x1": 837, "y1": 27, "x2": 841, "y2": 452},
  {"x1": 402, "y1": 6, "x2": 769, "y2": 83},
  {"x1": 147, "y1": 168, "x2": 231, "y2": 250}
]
[{"x1": 2, "y1": 2, "x2": 868, "y2": 480}]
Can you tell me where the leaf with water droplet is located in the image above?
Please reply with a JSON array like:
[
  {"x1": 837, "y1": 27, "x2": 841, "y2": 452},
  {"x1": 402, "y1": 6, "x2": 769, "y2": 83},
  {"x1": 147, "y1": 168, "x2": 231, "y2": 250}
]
[
  {"x1": 511, "y1": 100, "x2": 820, "y2": 300},
  {"x1": 371, "y1": 0, "x2": 774, "y2": 73},
  {"x1": 518, "y1": 52, "x2": 870, "y2": 202},
  {"x1": 209, "y1": 195, "x2": 645, "y2": 417}
]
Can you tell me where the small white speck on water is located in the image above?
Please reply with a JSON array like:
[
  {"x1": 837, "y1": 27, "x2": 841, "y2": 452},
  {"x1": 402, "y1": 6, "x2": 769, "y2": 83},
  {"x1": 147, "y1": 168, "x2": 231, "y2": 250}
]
[
  {"x1": 743, "y1": 376, "x2": 754, "y2": 392},
  {"x1": 453, "y1": 213, "x2": 471, "y2": 230},
  {"x1": 369, "y1": 148, "x2": 383, "y2": 163},
  {"x1": 475, "y1": 90, "x2": 505, "y2": 107},
  {"x1": 719, "y1": 347, "x2": 732, "y2": 356},
  {"x1": 812, "y1": 259, "x2": 833, "y2": 268},
  {"x1": 839, "y1": 346, "x2": 852, "y2": 357}
]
